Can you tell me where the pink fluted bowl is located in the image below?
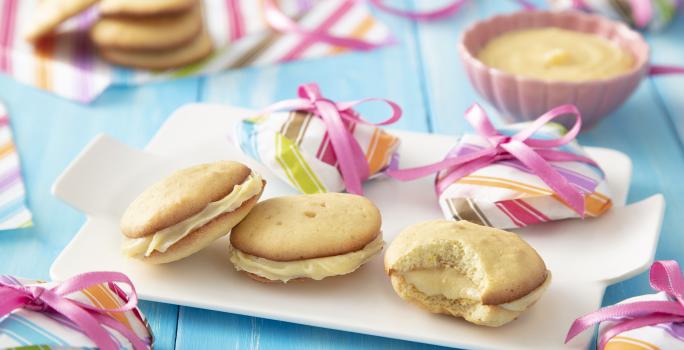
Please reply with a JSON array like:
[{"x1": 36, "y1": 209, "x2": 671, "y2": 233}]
[{"x1": 460, "y1": 10, "x2": 650, "y2": 129}]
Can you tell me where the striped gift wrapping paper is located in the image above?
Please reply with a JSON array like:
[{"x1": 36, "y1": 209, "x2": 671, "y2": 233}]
[
  {"x1": 437, "y1": 123, "x2": 612, "y2": 230},
  {"x1": 0, "y1": 0, "x2": 392, "y2": 103},
  {"x1": 0, "y1": 275, "x2": 151, "y2": 349},
  {"x1": 0, "y1": 101, "x2": 31, "y2": 230},
  {"x1": 238, "y1": 110, "x2": 400, "y2": 194}
]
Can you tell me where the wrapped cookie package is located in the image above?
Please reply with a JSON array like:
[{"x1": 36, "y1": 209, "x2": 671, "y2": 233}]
[
  {"x1": 437, "y1": 123, "x2": 612, "y2": 229},
  {"x1": 598, "y1": 293, "x2": 684, "y2": 349},
  {"x1": 0, "y1": 275, "x2": 152, "y2": 349},
  {"x1": 566, "y1": 260, "x2": 684, "y2": 349},
  {"x1": 237, "y1": 110, "x2": 400, "y2": 194}
]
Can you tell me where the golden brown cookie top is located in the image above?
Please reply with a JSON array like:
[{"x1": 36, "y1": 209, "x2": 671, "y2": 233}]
[
  {"x1": 120, "y1": 161, "x2": 252, "y2": 238},
  {"x1": 385, "y1": 220, "x2": 548, "y2": 305},
  {"x1": 230, "y1": 193, "x2": 382, "y2": 261},
  {"x1": 100, "y1": 0, "x2": 198, "y2": 17}
]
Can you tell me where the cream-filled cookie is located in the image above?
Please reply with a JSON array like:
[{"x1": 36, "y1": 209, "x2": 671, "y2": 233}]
[
  {"x1": 100, "y1": 0, "x2": 198, "y2": 17},
  {"x1": 90, "y1": 3, "x2": 203, "y2": 51},
  {"x1": 121, "y1": 161, "x2": 265, "y2": 264},
  {"x1": 229, "y1": 193, "x2": 383, "y2": 283},
  {"x1": 98, "y1": 26, "x2": 214, "y2": 70},
  {"x1": 385, "y1": 220, "x2": 550, "y2": 327}
]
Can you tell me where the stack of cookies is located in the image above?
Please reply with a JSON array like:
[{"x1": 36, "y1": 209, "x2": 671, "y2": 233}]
[
  {"x1": 24, "y1": 0, "x2": 214, "y2": 70},
  {"x1": 90, "y1": 0, "x2": 213, "y2": 70}
]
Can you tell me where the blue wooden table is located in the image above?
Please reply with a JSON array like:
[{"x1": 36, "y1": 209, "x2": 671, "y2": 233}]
[{"x1": 1, "y1": 1, "x2": 683, "y2": 349}]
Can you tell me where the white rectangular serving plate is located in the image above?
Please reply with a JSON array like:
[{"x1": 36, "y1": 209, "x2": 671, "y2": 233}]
[{"x1": 51, "y1": 104, "x2": 665, "y2": 350}]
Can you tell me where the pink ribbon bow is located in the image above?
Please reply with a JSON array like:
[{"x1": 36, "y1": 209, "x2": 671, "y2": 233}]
[
  {"x1": 0, "y1": 272, "x2": 149, "y2": 350},
  {"x1": 566, "y1": 260, "x2": 684, "y2": 349},
  {"x1": 386, "y1": 104, "x2": 597, "y2": 216},
  {"x1": 262, "y1": 83, "x2": 402, "y2": 195}
]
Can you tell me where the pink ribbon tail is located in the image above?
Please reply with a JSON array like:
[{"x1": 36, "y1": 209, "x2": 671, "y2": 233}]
[
  {"x1": 649, "y1": 65, "x2": 684, "y2": 76},
  {"x1": 263, "y1": 0, "x2": 395, "y2": 51},
  {"x1": 630, "y1": 0, "x2": 653, "y2": 28}
]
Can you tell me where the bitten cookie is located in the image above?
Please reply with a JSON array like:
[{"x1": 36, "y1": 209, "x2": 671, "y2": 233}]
[
  {"x1": 90, "y1": 3, "x2": 203, "y2": 51},
  {"x1": 99, "y1": 0, "x2": 198, "y2": 17},
  {"x1": 229, "y1": 193, "x2": 383, "y2": 283},
  {"x1": 23, "y1": 0, "x2": 100, "y2": 42},
  {"x1": 121, "y1": 161, "x2": 265, "y2": 264},
  {"x1": 98, "y1": 27, "x2": 214, "y2": 70},
  {"x1": 385, "y1": 220, "x2": 551, "y2": 327}
]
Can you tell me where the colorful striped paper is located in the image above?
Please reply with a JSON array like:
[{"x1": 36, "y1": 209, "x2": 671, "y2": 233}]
[
  {"x1": 0, "y1": 101, "x2": 31, "y2": 230},
  {"x1": 0, "y1": 275, "x2": 152, "y2": 349},
  {"x1": 237, "y1": 111, "x2": 400, "y2": 193},
  {"x1": 438, "y1": 123, "x2": 612, "y2": 230},
  {"x1": 0, "y1": 0, "x2": 392, "y2": 102}
]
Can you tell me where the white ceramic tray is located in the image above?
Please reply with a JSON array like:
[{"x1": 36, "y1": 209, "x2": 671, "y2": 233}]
[{"x1": 51, "y1": 104, "x2": 665, "y2": 350}]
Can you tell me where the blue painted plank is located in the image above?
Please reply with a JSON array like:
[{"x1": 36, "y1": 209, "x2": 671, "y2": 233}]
[
  {"x1": 0, "y1": 75, "x2": 201, "y2": 349},
  {"x1": 138, "y1": 301, "x2": 179, "y2": 350}
]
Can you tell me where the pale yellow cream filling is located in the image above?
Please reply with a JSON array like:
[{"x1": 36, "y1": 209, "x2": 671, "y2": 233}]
[
  {"x1": 402, "y1": 268, "x2": 481, "y2": 300},
  {"x1": 229, "y1": 235, "x2": 384, "y2": 282},
  {"x1": 477, "y1": 27, "x2": 634, "y2": 81},
  {"x1": 402, "y1": 268, "x2": 551, "y2": 311},
  {"x1": 122, "y1": 173, "x2": 263, "y2": 257}
]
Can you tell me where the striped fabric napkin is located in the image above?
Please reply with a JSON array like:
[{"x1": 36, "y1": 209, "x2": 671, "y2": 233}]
[
  {"x1": 0, "y1": 0, "x2": 392, "y2": 103},
  {"x1": 0, "y1": 102, "x2": 31, "y2": 230}
]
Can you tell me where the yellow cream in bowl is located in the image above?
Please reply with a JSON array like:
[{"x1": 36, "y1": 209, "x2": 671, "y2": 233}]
[{"x1": 476, "y1": 27, "x2": 634, "y2": 81}]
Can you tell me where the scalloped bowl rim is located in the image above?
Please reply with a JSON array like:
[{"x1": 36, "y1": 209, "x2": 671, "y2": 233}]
[{"x1": 459, "y1": 10, "x2": 651, "y2": 87}]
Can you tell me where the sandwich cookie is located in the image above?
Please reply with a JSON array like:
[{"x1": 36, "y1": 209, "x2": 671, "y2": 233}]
[
  {"x1": 121, "y1": 161, "x2": 265, "y2": 264},
  {"x1": 385, "y1": 220, "x2": 551, "y2": 327},
  {"x1": 90, "y1": 3, "x2": 203, "y2": 51},
  {"x1": 229, "y1": 193, "x2": 383, "y2": 283},
  {"x1": 98, "y1": 27, "x2": 214, "y2": 70},
  {"x1": 99, "y1": 0, "x2": 198, "y2": 18},
  {"x1": 24, "y1": 0, "x2": 100, "y2": 42}
]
